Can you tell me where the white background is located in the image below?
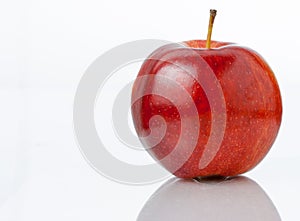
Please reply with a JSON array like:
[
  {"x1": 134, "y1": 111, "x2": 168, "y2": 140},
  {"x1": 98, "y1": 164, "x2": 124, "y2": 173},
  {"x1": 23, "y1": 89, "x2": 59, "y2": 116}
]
[{"x1": 1, "y1": 0, "x2": 300, "y2": 220}]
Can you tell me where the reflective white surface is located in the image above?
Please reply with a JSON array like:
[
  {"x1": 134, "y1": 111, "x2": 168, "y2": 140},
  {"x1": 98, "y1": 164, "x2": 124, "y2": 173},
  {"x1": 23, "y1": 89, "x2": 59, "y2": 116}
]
[
  {"x1": 1, "y1": 0, "x2": 300, "y2": 220},
  {"x1": 138, "y1": 176, "x2": 281, "y2": 221}
]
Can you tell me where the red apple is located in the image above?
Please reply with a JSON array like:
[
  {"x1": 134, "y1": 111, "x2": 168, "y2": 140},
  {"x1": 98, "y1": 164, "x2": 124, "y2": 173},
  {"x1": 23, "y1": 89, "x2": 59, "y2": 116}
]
[{"x1": 131, "y1": 10, "x2": 282, "y2": 178}]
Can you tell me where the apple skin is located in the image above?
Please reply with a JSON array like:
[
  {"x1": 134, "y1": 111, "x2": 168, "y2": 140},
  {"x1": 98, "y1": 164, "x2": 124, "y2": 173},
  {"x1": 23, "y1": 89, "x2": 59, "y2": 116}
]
[{"x1": 131, "y1": 40, "x2": 282, "y2": 178}]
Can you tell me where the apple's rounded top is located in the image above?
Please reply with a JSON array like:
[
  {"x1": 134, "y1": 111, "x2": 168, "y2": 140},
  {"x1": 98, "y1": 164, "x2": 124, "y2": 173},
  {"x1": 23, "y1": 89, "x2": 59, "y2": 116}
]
[{"x1": 183, "y1": 40, "x2": 234, "y2": 49}]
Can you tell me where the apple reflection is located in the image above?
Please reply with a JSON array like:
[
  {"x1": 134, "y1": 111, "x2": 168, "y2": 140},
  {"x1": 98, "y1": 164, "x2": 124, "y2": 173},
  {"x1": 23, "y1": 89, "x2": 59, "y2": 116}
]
[{"x1": 137, "y1": 176, "x2": 281, "y2": 221}]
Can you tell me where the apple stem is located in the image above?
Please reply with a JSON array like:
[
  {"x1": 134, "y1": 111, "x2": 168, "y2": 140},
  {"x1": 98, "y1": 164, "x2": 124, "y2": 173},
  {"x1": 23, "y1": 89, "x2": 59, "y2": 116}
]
[{"x1": 206, "y1": 9, "x2": 217, "y2": 49}]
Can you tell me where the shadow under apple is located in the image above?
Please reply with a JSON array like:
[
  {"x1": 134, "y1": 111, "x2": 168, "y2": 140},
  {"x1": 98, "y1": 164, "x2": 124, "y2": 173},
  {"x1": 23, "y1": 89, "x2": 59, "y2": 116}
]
[{"x1": 137, "y1": 176, "x2": 281, "y2": 221}]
